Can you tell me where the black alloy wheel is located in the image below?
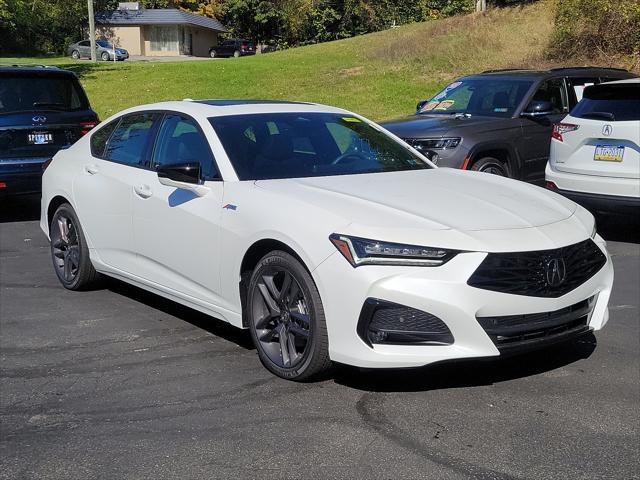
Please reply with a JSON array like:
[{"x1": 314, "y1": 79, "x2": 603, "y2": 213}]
[
  {"x1": 248, "y1": 251, "x2": 331, "y2": 380},
  {"x1": 50, "y1": 204, "x2": 100, "y2": 290}
]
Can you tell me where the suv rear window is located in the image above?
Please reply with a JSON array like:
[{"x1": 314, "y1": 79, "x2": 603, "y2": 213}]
[
  {"x1": 571, "y1": 84, "x2": 640, "y2": 122},
  {"x1": 0, "y1": 73, "x2": 89, "y2": 114}
]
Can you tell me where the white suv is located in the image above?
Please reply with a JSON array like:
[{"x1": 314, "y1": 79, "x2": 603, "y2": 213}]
[{"x1": 546, "y1": 79, "x2": 639, "y2": 218}]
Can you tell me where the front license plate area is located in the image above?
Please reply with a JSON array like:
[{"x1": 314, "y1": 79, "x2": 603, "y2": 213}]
[
  {"x1": 28, "y1": 132, "x2": 54, "y2": 145},
  {"x1": 594, "y1": 145, "x2": 624, "y2": 162}
]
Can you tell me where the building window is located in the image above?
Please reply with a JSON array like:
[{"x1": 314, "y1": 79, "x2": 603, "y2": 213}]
[{"x1": 149, "y1": 25, "x2": 179, "y2": 52}]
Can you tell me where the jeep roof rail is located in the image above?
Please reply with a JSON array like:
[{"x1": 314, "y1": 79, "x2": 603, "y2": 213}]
[
  {"x1": 481, "y1": 68, "x2": 536, "y2": 74},
  {"x1": 0, "y1": 63, "x2": 60, "y2": 69},
  {"x1": 549, "y1": 66, "x2": 629, "y2": 72}
]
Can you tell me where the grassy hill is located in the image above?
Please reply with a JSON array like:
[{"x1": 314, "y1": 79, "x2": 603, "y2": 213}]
[{"x1": 1, "y1": 1, "x2": 635, "y2": 122}]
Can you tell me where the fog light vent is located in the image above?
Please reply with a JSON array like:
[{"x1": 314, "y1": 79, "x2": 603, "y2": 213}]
[{"x1": 357, "y1": 298, "x2": 454, "y2": 346}]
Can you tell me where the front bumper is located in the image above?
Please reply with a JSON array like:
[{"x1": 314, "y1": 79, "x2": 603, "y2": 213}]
[
  {"x1": 314, "y1": 236, "x2": 612, "y2": 368},
  {"x1": 0, "y1": 157, "x2": 48, "y2": 195}
]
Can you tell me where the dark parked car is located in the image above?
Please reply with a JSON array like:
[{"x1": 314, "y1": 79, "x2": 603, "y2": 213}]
[
  {"x1": 382, "y1": 67, "x2": 637, "y2": 184},
  {"x1": 0, "y1": 65, "x2": 99, "y2": 196},
  {"x1": 209, "y1": 39, "x2": 256, "y2": 58},
  {"x1": 68, "y1": 40, "x2": 129, "y2": 61}
]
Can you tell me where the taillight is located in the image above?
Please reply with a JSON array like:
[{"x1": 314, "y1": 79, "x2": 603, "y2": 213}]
[
  {"x1": 42, "y1": 158, "x2": 53, "y2": 171},
  {"x1": 545, "y1": 181, "x2": 558, "y2": 190},
  {"x1": 80, "y1": 121, "x2": 98, "y2": 136},
  {"x1": 552, "y1": 123, "x2": 579, "y2": 142}
]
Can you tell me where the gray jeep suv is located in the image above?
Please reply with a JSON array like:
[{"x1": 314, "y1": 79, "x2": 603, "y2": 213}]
[{"x1": 382, "y1": 67, "x2": 636, "y2": 184}]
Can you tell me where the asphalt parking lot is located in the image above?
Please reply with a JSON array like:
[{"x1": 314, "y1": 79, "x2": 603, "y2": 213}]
[{"x1": 1, "y1": 195, "x2": 638, "y2": 480}]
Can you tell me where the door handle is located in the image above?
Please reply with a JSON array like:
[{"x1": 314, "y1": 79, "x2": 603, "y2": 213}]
[
  {"x1": 133, "y1": 184, "x2": 153, "y2": 199},
  {"x1": 84, "y1": 164, "x2": 99, "y2": 175}
]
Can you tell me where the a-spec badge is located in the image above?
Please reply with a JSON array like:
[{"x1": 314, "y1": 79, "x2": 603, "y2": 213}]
[{"x1": 223, "y1": 204, "x2": 237, "y2": 211}]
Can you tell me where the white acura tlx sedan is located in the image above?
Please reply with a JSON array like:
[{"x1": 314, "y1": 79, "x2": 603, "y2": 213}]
[{"x1": 40, "y1": 100, "x2": 613, "y2": 380}]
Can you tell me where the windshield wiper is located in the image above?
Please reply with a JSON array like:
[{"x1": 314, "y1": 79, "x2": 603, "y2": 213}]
[
  {"x1": 581, "y1": 111, "x2": 615, "y2": 121},
  {"x1": 32, "y1": 102, "x2": 67, "y2": 110}
]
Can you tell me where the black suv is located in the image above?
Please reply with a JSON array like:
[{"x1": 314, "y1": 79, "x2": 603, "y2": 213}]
[
  {"x1": 382, "y1": 67, "x2": 637, "y2": 184},
  {"x1": 209, "y1": 39, "x2": 256, "y2": 58},
  {"x1": 0, "y1": 65, "x2": 98, "y2": 196}
]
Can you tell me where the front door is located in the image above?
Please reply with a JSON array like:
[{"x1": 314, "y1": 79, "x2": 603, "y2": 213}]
[
  {"x1": 518, "y1": 77, "x2": 569, "y2": 183},
  {"x1": 132, "y1": 113, "x2": 225, "y2": 305}
]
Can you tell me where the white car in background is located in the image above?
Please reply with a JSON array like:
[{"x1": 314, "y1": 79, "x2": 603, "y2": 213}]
[
  {"x1": 546, "y1": 79, "x2": 640, "y2": 219},
  {"x1": 40, "y1": 100, "x2": 612, "y2": 381}
]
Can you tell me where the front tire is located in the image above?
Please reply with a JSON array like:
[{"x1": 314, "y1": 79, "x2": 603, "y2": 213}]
[
  {"x1": 247, "y1": 251, "x2": 331, "y2": 381},
  {"x1": 233, "y1": 50, "x2": 240, "y2": 58},
  {"x1": 471, "y1": 156, "x2": 510, "y2": 177},
  {"x1": 50, "y1": 203, "x2": 100, "y2": 291},
  {"x1": 209, "y1": 49, "x2": 217, "y2": 58},
  {"x1": 100, "y1": 51, "x2": 110, "y2": 61}
]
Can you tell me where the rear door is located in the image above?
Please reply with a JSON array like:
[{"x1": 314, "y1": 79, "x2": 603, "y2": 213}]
[
  {"x1": 554, "y1": 83, "x2": 640, "y2": 180},
  {"x1": 78, "y1": 41, "x2": 91, "y2": 58},
  {"x1": 73, "y1": 112, "x2": 160, "y2": 272}
]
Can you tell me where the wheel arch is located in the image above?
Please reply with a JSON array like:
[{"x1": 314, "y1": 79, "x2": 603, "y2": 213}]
[
  {"x1": 465, "y1": 142, "x2": 523, "y2": 179},
  {"x1": 47, "y1": 195, "x2": 72, "y2": 230},
  {"x1": 238, "y1": 238, "x2": 312, "y2": 327}
]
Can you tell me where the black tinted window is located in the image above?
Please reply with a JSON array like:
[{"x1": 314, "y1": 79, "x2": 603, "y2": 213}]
[
  {"x1": 572, "y1": 84, "x2": 640, "y2": 121},
  {"x1": 0, "y1": 74, "x2": 88, "y2": 113},
  {"x1": 532, "y1": 78, "x2": 568, "y2": 113},
  {"x1": 152, "y1": 114, "x2": 218, "y2": 179},
  {"x1": 79, "y1": 41, "x2": 90, "y2": 47},
  {"x1": 104, "y1": 113, "x2": 158, "y2": 166},
  {"x1": 210, "y1": 112, "x2": 429, "y2": 180},
  {"x1": 90, "y1": 119, "x2": 119, "y2": 158}
]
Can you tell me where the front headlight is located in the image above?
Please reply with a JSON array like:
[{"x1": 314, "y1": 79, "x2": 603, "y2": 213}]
[
  {"x1": 409, "y1": 137, "x2": 461, "y2": 150},
  {"x1": 329, "y1": 234, "x2": 459, "y2": 267}
]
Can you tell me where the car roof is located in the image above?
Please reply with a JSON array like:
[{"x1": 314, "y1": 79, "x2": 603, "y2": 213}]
[
  {"x1": 106, "y1": 100, "x2": 353, "y2": 122},
  {"x1": 463, "y1": 67, "x2": 635, "y2": 81},
  {"x1": 0, "y1": 64, "x2": 74, "y2": 76}
]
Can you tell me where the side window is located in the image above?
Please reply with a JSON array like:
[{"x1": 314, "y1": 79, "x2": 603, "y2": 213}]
[
  {"x1": 152, "y1": 114, "x2": 219, "y2": 180},
  {"x1": 79, "y1": 41, "x2": 90, "y2": 47},
  {"x1": 104, "y1": 113, "x2": 158, "y2": 167},
  {"x1": 566, "y1": 77, "x2": 599, "y2": 107},
  {"x1": 532, "y1": 78, "x2": 568, "y2": 114},
  {"x1": 90, "y1": 119, "x2": 119, "y2": 158}
]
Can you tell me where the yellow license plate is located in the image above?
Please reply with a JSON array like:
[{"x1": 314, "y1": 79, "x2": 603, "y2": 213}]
[{"x1": 594, "y1": 145, "x2": 624, "y2": 162}]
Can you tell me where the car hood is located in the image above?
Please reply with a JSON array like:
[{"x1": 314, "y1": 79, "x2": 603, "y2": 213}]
[
  {"x1": 253, "y1": 169, "x2": 591, "y2": 253},
  {"x1": 381, "y1": 114, "x2": 514, "y2": 138}
]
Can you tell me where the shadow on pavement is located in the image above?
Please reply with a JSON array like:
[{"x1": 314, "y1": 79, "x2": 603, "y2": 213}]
[
  {"x1": 105, "y1": 277, "x2": 255, "y2": 351},
  {"x1": 331, "y1": 333, "x2": 597, "y2": 392},
  {"x1": 597, "y1": 215, "x2": 640, "y2": 244},
  {"x1": 0, "y1": 194, "x2": 41, "y2": 223}
]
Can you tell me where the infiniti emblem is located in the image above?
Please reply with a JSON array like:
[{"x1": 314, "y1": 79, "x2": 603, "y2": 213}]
[
  {"x1": 545, "y1": 258, "x2": 567, "y2": 287},
  {"x1": 602, "y1": 124, "x2": 612, "y2": 136},
  {"x1": 32, "y1": 115, "x2": 47, "y2": 123}
]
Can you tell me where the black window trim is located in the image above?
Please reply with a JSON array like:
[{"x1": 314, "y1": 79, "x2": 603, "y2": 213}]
[
  {"x1": 149, "y1": 110, "x2": 223, "y2": 182},
  {"x1": 91, "y1": 111, "x2": 161, "y2": 171}
]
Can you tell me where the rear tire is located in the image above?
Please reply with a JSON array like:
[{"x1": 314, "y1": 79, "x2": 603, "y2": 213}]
[
  {"x1": 50, "y1": 203, "x2": 101, "y2": 291},
  {"x1": 71, "y1": 50, "x2": 80, "y2": 60},
  {"x1": 471, "y1": 156, "x2": 510, "y2": 177},
  {"x1": 209, "y1": 49, "x2": 217, "y2": 58},
  {"x1": 247, "y1": 251, "x2": 331, "y2": 381}
]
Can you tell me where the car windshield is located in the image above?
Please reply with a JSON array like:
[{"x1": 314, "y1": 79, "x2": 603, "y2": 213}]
[
  {"x1": 210, "y1": 112, "x2": 431, "y2": 180},
  {"x1": 0, "y1": 73, "x2": 88, "y2": 113},
  {"x1": 418, "y1": 78, "x2": 534, "y2": 117},
  {"x1": 571, "y1": 84, "x2": 640, "y2": 121},
  {"x1": 96, "y1": 41, "x2": 113, "y2": 48}
]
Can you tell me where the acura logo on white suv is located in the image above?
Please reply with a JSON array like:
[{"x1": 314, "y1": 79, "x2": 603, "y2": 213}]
[
  {"x1": 32, "y1": 116, "x2": 47, "y2": 123},
  {"x1": 602, "y1": 124, "x2": 612, "y2": 136},
  {"x1": 545, "y1": 257, "x2": 567, "y2": 286}
]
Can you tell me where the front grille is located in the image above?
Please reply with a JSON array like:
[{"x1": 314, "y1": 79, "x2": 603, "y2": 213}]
[
  {"x1": 477, "y1": 297, "x2": 594, "y2": 352},
  {"x1": 357, "y1": 298, "x2": 454, "y2": 346},
  {"x1": 467, "y1": 239, "x2": 606, "y2": 298}
]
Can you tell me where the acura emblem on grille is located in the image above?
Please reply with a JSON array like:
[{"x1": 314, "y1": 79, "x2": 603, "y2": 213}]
[
  {"x1": 32, "y1": 116, "x2": 47, "y2": 123},
  {"x1": 602, "y1": 124, "x2": 612, "y2": 136},
  {"x1": 545, "y1": 258, "x2": 567, "y2": 287}
]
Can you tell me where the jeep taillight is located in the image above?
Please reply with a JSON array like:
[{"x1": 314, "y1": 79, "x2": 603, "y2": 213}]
[
  {"x1": 552, "y1": 123, "x2": 579, "y2": 142},
  {"x1": 80, "y1": 121, "x2": 98, "y2": 136}
]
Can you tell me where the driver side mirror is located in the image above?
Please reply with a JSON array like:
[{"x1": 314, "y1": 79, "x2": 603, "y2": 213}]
[
  {"x1": 521, "y1": 100, "x2": 555, "y2": 118},
  {"x1": 157, "y1": 162, "x2": 210, "y2": 197},
  {"x1": 416, "y1": 100, "x2": 428, "y2": 113}
]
